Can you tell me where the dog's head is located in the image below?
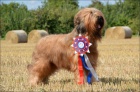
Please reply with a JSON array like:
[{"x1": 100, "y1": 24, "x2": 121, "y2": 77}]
[{"x1": 74, "y1": 8, "x2": 105, "y2": 40}]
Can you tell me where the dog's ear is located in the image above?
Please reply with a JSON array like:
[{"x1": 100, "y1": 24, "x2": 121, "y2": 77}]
[{"x1": 76, "y1": 22, "x2": 86, "y2": 34}]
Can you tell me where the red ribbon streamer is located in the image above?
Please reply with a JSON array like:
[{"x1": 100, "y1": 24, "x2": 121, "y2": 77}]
[{"x1": 78, "y1": 56, "x2": 84, "y2": 84}]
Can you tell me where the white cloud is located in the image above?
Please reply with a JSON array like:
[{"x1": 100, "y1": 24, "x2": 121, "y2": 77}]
[{"x1": 30, "y1": 0, "x2": 36, "y2": 4}]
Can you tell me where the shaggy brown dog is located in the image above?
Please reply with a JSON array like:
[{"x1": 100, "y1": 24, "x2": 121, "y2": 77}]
[{"x1": 27, "y1": 8, "x2": 105, "y2": 86}]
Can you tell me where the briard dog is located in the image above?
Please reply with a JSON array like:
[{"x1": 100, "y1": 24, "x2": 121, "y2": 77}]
[{"x1": 27, "y1": 8, "x2": 105, "y2": 86}]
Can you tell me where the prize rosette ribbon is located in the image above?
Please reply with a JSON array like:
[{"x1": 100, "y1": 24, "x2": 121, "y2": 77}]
[{"x1": 71, "y1": 34, "x2": 99, "y2": 84}]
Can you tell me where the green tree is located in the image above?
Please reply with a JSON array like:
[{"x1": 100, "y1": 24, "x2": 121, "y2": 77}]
[
  {"x1": 0, "y1": 2, "x2": 30, "y2": 38},
  {"x1": 0, "y1": 0, "x2": 79, "y2": 38},
  {"x1": 40, "y1": 0, "x2": 79, "y2": 34},
  {"x1": 123, "y1": 0, "x2": 140, "y2": 35}
]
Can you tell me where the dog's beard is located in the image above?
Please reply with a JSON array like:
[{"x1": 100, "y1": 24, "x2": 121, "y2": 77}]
[{"x1": 76, "y1": 22, "x2": 86, "y2": 35}]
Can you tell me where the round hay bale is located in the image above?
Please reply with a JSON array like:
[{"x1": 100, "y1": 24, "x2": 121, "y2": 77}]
[
  {"x1": 5, "y1": 30, "x2": 27, "y2": 43},
  {"x1": 28, "y1": 30, "x2": 48, "y2": 43},
  {"x1": 113, "y1": 26, "x2": 132, "y2": 39},
  {"x1": 104, "y1": 27, "x2": 116, "y2": 39}
]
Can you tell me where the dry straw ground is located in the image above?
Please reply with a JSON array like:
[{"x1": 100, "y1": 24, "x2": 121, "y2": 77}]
[{"x1": 0, "y1": 37, "x2": 139, "y2": 91}]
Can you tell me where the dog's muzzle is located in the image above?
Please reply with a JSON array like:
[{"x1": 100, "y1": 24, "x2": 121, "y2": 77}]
[{"x1": 96, "y1": 16, "x2": 104, "y2": 30}]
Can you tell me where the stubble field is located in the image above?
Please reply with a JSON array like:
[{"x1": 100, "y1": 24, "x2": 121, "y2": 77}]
[{"x1": 0, "y1": 37, "x2": 139, "y2": 91}]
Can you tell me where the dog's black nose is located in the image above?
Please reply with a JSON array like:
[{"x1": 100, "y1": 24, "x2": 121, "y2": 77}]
[
  {"x1": 97, "y1": 16, "x2": 104, "y2": 28},
  {"x1": 97, "y1": 16, "x2": 103, "y2": 20}
]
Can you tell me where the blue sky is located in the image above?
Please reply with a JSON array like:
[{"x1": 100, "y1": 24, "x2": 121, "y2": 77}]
[{"x1": 1, "y1": 0, "x2": 117, "y2": 10}]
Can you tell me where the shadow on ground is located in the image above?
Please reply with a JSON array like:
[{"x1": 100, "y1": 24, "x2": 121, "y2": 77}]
[
  {"x1": 100, "y1": 77, "x2": 139, "y2": 85},
  {"x1": 100, "y1": 77, "x2": 139, "y2": 92}
]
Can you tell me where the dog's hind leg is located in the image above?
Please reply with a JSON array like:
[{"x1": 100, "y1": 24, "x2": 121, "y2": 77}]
[
  {"x1": 42, "y1": 62, "x2": 58, "y2": 84},
  {"x1": 27, "y1": 59, "x2": 57, "y2": 86}
]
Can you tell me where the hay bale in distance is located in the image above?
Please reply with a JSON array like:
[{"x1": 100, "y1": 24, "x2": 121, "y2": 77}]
[
  {"x1": 105, "y1": 26, "x2": 132, "y2": 39},
  {"x1": 113, "y1": 26, "x2": 132, "y2": 39},
  {"x1": 5, "y1": 30, "x2": 27, "y2": 43},
  {"x1": 105, "y1": 27, "x2": 116, "y2": 39},
  {"x1": 28, "y1": 30, "x2": 48, "y2": 43}
]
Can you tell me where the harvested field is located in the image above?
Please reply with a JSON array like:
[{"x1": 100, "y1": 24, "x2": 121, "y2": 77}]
[{"x1": 0, "y1": 37, "x2": 139, "y2": 91}]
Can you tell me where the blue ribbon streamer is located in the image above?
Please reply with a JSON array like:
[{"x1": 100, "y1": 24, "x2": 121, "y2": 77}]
[{"x1": 80, "y1": 55, "x2": 92, "y2": 84}]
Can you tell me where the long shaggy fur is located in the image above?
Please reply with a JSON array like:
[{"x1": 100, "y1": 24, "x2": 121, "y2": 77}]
[{"x1": 27, "y1": 8, "x2": 105, "y2": 86}]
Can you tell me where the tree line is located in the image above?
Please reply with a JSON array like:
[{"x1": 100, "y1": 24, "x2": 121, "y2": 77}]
[{"x1": 0, "y1": 0, "x2": 140, "y2": 38}]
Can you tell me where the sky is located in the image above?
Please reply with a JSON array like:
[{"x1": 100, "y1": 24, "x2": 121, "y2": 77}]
[{"x1": 1, "y1": 0, "x2": 117, "y2": 10}]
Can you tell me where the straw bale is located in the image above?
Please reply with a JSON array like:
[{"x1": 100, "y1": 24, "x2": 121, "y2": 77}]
[
  {"x1": 5, "y1": 30, "x2": 27, "y2": 43},
  {"x1": 105, "y1": 27, "x2": 116, "y2": 38},
  {"x1": 28, "y1": 30, "x2": 48, "y2": 43},
  {"x1": 113, "y1": 26, "x2": 132, "y2": 39}
]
